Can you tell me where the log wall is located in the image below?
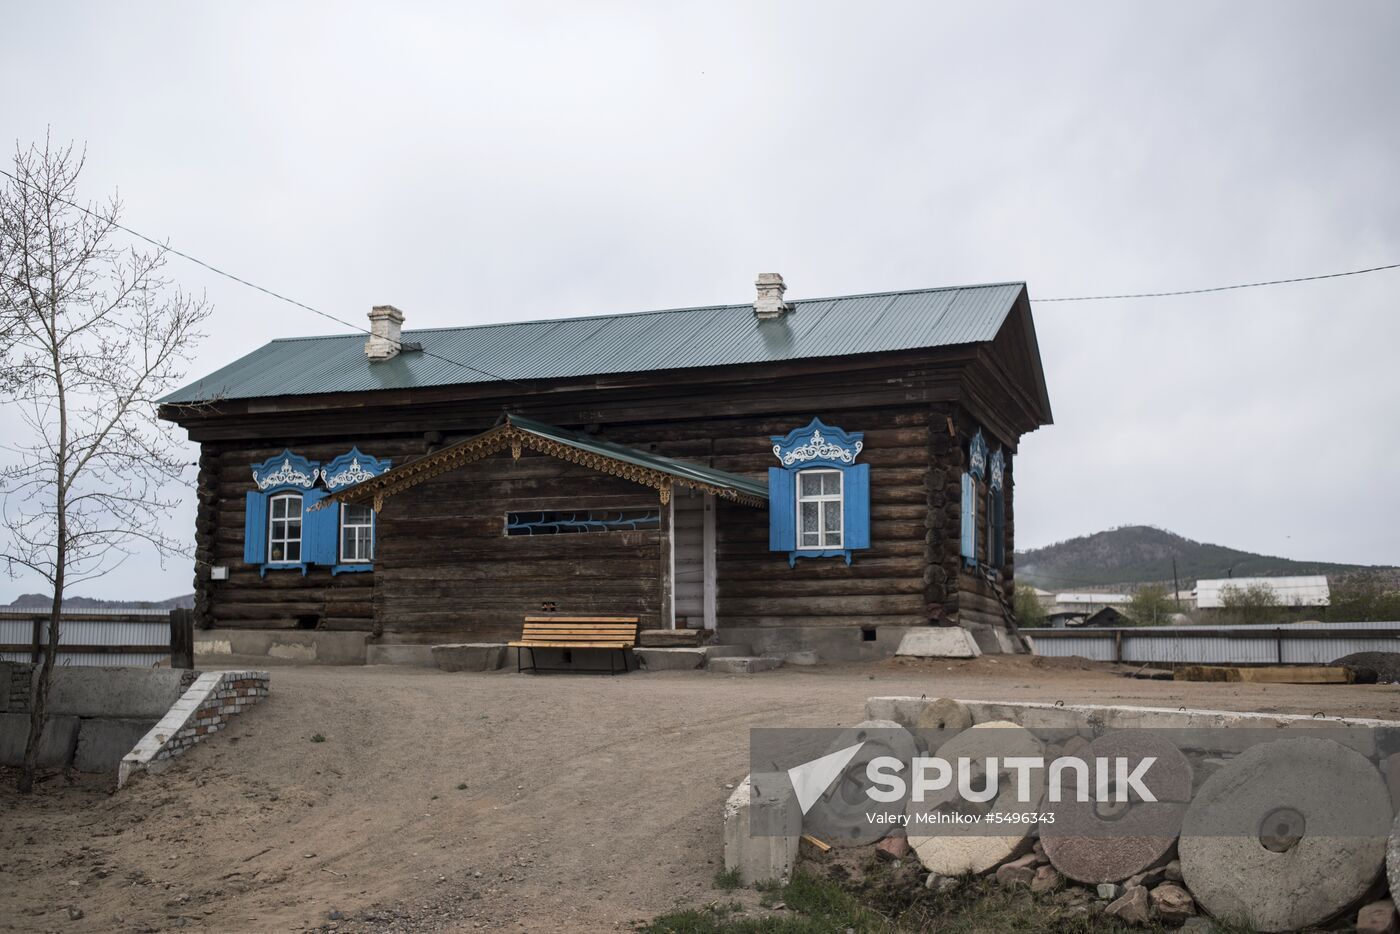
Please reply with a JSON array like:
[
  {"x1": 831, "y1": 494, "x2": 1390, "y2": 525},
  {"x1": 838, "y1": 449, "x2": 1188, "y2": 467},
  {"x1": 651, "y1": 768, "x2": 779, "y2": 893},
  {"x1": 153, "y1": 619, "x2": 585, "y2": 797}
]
[{"x1": 187, "y1": 365, "x2": 1025, "y2": 642}]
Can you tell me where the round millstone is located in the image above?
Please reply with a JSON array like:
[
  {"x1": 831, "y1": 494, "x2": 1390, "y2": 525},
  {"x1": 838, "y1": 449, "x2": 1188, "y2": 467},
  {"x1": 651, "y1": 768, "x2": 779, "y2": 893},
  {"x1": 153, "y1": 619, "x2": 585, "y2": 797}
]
[
  {"x1": 803, "y1": 719, "x2": 918, "y2": 847},
  {"x1": 912, "y1": 698, "x2": 974, "y2": 752},
  {"x1": 1387, "y1": 813, "x2": 1400, "y2": 912},
  {"x1": 907, "y1": 720, "x2": 1046, "y2": 875},
  {"x1": 1042, "y1": 731, "x2": 1193, "y2": 884},
  {"x1": 1180, "y1": 737, "x2": 1388, "y2": 932}
]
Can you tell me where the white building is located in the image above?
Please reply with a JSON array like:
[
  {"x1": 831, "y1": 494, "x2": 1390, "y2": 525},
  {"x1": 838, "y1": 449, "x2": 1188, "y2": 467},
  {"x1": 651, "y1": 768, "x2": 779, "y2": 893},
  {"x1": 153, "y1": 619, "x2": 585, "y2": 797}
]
[{"x1": 1194, "y1": 575, "x2": 1329, "y2": 609}]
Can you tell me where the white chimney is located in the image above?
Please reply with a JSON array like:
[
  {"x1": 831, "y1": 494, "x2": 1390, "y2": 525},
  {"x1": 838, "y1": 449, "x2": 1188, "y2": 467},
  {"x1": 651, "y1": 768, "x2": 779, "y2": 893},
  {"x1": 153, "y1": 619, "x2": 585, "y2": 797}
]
[
  {"x1": 365, "y1": 305, "x2": 405, "y2": 362},
  {"x1": 753, "y1": 273, "x2": 790, "y2": 319}
]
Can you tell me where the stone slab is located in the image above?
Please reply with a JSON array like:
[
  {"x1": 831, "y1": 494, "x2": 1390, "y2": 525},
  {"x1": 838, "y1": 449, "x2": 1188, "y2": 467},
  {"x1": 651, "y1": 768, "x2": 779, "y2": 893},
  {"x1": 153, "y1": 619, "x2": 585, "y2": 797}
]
[
  {"x1": 894, "y1": 627, "x2": 981, "y2": 659},
  {"x1": 634, "y1": 648, "x2": 705, "y2": 671},
  {"x1": 431, "y1": 643, "x2": 507, "y2": 672},
  {"x1": 783, "y1": 651, "x2": 819, "y2": 666},
  {"x1": 701, "y1": 645, "x2": 752, "y2": 659},
  {"x1": 708, "y1": 656, "x2": 782, "y2": 674},
  {"x1": 0, "y1": 711, "x2": 80, "y2": 768},
  {"x1": 74, "y1": 718, "x2": 157, "y2": 773}
]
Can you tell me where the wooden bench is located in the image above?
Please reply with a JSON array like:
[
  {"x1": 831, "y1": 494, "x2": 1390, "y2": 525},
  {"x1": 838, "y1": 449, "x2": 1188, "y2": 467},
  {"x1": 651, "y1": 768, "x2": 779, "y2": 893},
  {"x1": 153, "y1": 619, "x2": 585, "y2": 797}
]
[{"x1": 508, "y1": 616, "x2": 640, "y2": 675}]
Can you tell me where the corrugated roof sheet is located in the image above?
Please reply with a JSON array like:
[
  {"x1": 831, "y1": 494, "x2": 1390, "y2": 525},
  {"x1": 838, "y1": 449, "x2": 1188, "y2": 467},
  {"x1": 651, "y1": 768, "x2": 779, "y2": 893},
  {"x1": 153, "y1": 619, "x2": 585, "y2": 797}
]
[{"x1": 161, "y1": 282, "x2": 1026, "y2": 403}]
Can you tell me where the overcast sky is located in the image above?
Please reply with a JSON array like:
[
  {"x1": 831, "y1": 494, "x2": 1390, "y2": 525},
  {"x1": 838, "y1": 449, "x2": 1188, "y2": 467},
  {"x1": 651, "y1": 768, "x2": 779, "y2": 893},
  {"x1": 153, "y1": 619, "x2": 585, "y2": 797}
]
[{"x1": 3, "y1": 1, "x2": 1398, "y2": 602}]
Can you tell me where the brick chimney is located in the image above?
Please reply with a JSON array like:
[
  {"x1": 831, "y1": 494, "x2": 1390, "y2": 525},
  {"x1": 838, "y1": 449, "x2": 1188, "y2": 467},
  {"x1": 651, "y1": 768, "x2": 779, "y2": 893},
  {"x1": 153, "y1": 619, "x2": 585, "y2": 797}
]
[
  {"x1": 753, "y1": 273, "x2": 790, "y2": 320},
  {"x1": 365, "y1": 305, "x2": 405, "y2": 362}
]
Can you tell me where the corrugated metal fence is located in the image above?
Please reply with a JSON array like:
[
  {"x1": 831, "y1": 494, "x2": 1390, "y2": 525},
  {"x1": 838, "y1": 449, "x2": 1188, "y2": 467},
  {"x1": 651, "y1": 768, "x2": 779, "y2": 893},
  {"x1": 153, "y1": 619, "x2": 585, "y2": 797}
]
[
  {"x1": 0, "y1": 608, "x2": 192, "y2": 668},
  {"x1": 1028, "y1": 620, "x2": 1400, "y2": 665}
]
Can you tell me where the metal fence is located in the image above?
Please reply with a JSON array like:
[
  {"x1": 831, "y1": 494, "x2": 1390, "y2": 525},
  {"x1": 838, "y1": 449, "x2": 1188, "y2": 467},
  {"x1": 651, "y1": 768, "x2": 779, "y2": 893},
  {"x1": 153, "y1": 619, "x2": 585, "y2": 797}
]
[
  {"x1": 0, "y1": 607, "x2": 193, "y2": 668},
  {"x1": 1027, "y1": 620, "x2": 1400, "y2": 665}
]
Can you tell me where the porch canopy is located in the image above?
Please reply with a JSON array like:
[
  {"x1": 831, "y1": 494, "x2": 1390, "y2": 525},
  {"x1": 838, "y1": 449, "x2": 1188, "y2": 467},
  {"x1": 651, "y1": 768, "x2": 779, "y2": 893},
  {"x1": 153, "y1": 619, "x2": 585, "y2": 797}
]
[{"x1": 320, "y1": 414, "x2": 768, "y2": 511}]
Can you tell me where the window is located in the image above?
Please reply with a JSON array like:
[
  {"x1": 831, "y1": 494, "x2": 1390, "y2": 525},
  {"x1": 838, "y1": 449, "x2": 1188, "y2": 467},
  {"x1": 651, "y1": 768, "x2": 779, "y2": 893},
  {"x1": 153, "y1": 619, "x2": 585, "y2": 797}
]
[
  {"x1": 268, "y1": 492, "x2": 303, "y2": 563},
  {"x1": 505, "y1": 509, "x2": 660, "y2": 536},
  {"x1": 340, "y1": 504, "x2": 374, "y2": 563},
  {"x1": 796, "y1": 469, "x2": 843, "y2": 549}
]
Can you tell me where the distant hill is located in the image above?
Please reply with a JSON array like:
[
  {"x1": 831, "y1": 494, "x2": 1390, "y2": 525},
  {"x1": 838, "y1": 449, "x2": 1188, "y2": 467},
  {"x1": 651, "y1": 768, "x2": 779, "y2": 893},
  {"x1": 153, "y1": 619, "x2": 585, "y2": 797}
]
[
  {"x1": 6, "y1": 592, "x2": 195, "y2": 610},
  {"x1": 1015, "y1": 526, "x2": 1382, "y2": 590}
]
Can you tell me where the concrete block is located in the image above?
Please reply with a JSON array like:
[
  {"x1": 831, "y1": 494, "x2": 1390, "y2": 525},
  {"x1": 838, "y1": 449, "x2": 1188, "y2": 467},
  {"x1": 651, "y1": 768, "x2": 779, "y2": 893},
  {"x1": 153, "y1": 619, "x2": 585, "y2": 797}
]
[
  {"x1": 366, "y1": 644, "x2": 439, "y2": 667},
  {"x1": 895, "y1": 627, "x2": 981, "y2": 658},
  {"x1": 431, "y1": 643, "x2": 507, "y2": 672},
  {"x1": 723, "y1": 773, "x2": 801, "y2": 885},
  {"x1": 708, "y1": 656, "x2": 782, "y2": 674},
  {"x1": 0, "y1": 711, "x2": 80, "y2": 768},
  {"x1": 864, "y1": 696, "x2": 932, "y2": 727},
  {"x1": 634, "y1": 648, "x2": 705, "y2": 671},
  {"x1": 783, "y1": 651, "x2": 819, "y2": 666},
  {"x1": 74, "y1": 718, "x2": 157, "y2": 773},
  {"x1": 46, "y1": 668, "x2": 190, "y2": 720}
]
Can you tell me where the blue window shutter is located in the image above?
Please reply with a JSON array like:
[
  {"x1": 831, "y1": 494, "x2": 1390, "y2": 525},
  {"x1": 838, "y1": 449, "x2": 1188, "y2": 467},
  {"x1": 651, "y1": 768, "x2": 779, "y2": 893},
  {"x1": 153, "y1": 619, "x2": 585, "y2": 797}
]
[
  {"x1": 243, "y1": 491, "x2": 268, "y2": 565},
  {"x1": 302, "y1": 490, "x2": 338, "y2": 565},
  {"x1": 843, "y1": 463, "x2": 870, "y2": 549},
  {"x1": 768, "y1": 467, "x2": 795, "y2": 551},
  {"x1": 960, "y1": 473, "x2": 976, "y2": 562}
]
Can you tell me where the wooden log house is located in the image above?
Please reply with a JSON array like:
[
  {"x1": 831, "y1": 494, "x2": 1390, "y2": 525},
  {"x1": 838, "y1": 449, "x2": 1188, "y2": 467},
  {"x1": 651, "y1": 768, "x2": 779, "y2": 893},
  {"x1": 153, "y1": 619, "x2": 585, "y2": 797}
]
[{"x1": 159, "y1": 274, "x2": 1052, "y2": 660}]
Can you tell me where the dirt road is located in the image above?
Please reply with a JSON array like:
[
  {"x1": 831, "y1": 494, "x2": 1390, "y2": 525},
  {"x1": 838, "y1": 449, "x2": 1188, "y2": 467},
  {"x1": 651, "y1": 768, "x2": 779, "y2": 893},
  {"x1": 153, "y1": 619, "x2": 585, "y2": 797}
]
[{"x1": 4, "y1": 656, "x2": 1397, "y2": 933}]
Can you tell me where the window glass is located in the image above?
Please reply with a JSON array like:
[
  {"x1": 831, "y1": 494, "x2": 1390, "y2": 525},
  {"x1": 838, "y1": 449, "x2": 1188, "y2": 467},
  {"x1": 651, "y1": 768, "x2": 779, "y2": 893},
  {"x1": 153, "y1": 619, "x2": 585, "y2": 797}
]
[
  {"x1": 341, "y1": 504, "x2": 374, "y2": 562},
  {"x1": 796, "y1": 469, "x2": 843, "y2": 550},
  {"x1": 268, "y1": 493, "x2": 303, "y2": 563}
]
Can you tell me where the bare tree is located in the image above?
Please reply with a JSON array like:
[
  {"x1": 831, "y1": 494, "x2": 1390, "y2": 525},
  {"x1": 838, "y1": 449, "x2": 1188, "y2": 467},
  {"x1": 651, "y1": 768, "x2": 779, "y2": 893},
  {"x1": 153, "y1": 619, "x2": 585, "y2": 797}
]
[{"x1": 0, "y1": 137, "x2": 210, "y2": 793}]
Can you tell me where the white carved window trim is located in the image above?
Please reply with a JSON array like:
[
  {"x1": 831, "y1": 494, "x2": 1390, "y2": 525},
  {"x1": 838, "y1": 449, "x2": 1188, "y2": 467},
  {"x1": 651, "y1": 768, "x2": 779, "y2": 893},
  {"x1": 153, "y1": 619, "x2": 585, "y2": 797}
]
[
  {"x1": 796, "y1": 468, "x2": 843, "y2": 550},
  {"x1": 340, "y1": 503, "x2": 374, "y2": 564},
  {"x1": 268, "y1": 492, "x2": 304, "y2": 564}
]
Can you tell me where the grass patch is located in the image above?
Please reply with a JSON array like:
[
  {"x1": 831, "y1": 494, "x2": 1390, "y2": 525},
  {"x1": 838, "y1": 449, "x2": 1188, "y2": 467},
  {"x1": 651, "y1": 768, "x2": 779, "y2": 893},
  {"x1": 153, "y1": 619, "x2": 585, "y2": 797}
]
[
  {"x1": 713, "y1": 868, "x2": 744, "y2": 891},
  {"x1": 642, "y1": 871, "x2": 890, "y2": 932},
  {"x1": 641, "y1": 867, "x2": 1206, "y2": 933},
  {"x1": 310, "y1": 733, "x2": 326, "y2": 743}
]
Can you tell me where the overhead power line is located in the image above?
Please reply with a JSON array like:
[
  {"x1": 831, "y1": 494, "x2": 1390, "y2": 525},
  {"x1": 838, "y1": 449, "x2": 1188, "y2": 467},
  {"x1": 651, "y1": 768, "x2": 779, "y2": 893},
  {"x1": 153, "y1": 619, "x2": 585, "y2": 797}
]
[
  {"x1": 5, "y1": 165, "x2": 1397, "y2": 361},
  {"x1": 0, "y1": 166, "x2": 527, "y2": 388},
  {"x1": 1035, "y1": 261, "x2": 1400, "y2": 302}
]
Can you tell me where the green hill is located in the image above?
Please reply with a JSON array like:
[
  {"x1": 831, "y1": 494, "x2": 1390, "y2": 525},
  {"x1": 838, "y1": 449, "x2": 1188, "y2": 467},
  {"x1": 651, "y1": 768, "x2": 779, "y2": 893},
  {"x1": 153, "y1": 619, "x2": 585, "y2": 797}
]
[{"x1": 1015, "y1": 526, "x2": 1379, "y2": 589}]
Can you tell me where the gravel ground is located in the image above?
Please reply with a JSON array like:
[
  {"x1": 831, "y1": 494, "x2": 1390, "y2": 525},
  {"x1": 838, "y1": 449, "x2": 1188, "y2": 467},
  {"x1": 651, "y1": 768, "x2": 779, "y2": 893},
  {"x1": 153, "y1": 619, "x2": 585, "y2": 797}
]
[
  {"x1": 1335, "y1": 651, "x2": 1400, "y2": 684},
  {"x1": 3, "y1": 654, "x2": 1397, "y2": 933}
]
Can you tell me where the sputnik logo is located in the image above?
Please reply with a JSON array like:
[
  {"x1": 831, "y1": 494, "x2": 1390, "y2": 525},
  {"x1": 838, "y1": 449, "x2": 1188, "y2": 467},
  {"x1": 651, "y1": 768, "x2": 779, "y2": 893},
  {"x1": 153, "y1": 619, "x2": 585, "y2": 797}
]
[{"x1": 787, "y1": 742, "x2": 866, "y2": 814}]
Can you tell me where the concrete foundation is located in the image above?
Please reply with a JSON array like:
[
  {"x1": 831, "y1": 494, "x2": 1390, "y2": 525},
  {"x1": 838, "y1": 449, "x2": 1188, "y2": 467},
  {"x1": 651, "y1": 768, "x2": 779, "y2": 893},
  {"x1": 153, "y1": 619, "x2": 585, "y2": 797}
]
[
  {"x1": 431, "y1": 643, "x2": 507, "y2": 672},
  {"x1": 195, "y1": 629, "x2": 369, "y2": 665},
  {"x1": 366, "y1": 644, "x2": 439, "y2": 667},
  {"x1": 723, "y1": 773, "x2": 802, "y2": 885},
  {"x1": 717, "y1": 625, "x2": 913, "y2": 663},
  {"x1": 894, "y1": 627, "x2": 981, "y2": 658}
]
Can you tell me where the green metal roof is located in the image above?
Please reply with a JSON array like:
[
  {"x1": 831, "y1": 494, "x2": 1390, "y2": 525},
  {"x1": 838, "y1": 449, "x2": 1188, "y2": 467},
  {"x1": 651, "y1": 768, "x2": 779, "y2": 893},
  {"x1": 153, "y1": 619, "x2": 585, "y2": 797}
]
[
  {"x1": 506, "y1": 415, "x2": 768, "y2": 502},
  {"x1": 162, "y1": 281, "x2": 1028, "y2": 404}
]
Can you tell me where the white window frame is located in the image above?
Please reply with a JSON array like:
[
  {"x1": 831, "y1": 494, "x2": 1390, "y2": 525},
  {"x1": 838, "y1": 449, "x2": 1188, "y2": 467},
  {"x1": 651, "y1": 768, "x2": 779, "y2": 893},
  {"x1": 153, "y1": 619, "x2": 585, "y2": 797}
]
[
  {"x1": 795, "y1": 468, "x2": 844, "y2": 550},
  {"x1": 339, "y1": 503, "x2": 374, "y2": 564},
  {"x1": 268, "y1": 492, "x2": 304, "y2": 564}
]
